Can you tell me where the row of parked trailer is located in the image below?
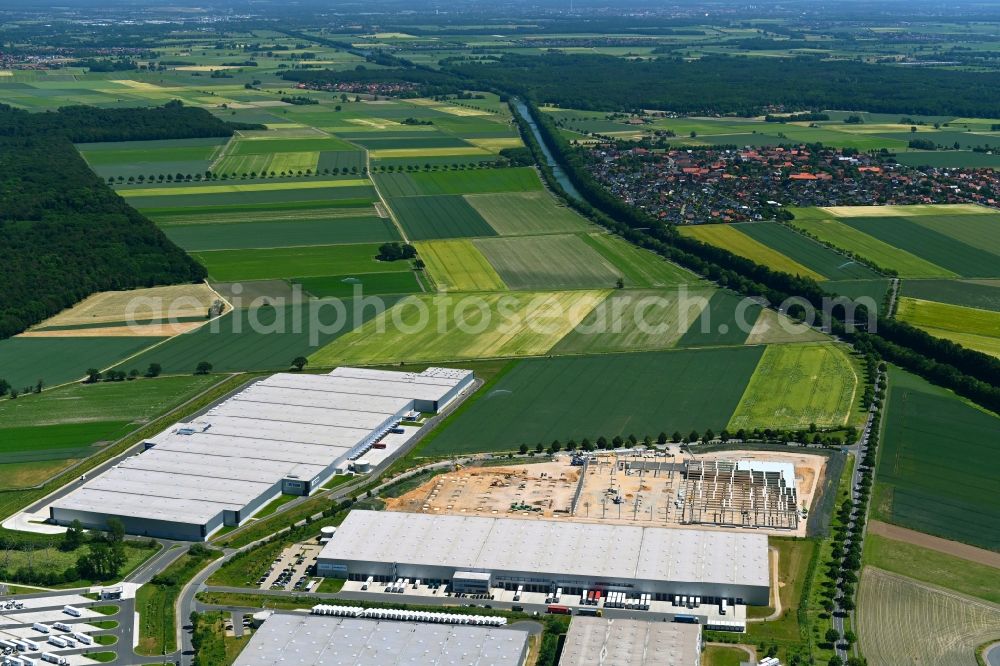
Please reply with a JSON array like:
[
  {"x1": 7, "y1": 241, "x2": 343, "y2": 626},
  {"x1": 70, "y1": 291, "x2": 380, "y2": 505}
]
[
  {"x1": 603, "y1": 592, "x2": 651, "y2": 610},
  {"x1": 1, "y1": 654, "x2": 68, "y2": 666},
  {"x1": 310, "y1": 605, "x2": 507, "y2": 626}
]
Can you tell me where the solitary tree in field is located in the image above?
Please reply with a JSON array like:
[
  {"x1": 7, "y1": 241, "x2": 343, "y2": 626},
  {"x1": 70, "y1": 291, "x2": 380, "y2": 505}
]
[
  {"x1": 291, "y1": 356, "x2": 308, "y2": 371},
  {"x1": 145, "y1": 363, "x2": 162, "y2": 378},
  {"x1": 195, "y1": 361, "x2": 213, "y2": 375}
]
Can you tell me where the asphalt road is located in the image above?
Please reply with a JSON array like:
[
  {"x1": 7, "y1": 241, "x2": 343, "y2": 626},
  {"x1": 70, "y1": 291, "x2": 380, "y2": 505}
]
[{"x1": 832, "y1": 367, "x2": 883, "y2": 662}]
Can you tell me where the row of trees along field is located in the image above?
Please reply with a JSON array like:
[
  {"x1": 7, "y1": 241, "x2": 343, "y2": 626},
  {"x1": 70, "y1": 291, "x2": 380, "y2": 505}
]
[
  {"x1": 513, "y1": 100, "x2": 1000, "y2": 414},
  {"x1": 0, "y1": 102, "x2": 261, "y2": 339},
  {"x1": 448, "y1": 53, "x2": 1000, "y2": 117}
]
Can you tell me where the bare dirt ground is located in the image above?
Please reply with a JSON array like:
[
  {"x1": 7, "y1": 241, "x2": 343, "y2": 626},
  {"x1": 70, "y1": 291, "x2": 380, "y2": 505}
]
[
  {"x1": 869, "y1": 520, "x2": 1000, "y2": 569},
  {"x1": 386, "y1": 450, "x2": 827, "y2": 537},
  {"x1": 30, "y1": 283, "x2": 222, "y2": 328}
]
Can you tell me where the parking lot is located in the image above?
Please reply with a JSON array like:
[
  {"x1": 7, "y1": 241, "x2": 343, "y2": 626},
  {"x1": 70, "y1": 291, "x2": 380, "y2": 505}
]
[
  {"x1": 0, "y1": 593, "x2": 121, "y2": 666},
  {"x1": 257, "y1": 543, "x2": 322, "y2": 592}
]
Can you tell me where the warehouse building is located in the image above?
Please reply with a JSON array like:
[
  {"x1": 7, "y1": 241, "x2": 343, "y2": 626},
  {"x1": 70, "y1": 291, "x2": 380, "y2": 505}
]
[
  {"x1": 233, "y1": 613, "x2": 529, "y2": 666},
  {"x1": 559, "y1": 617, "x2": 701, "y2": 666},
  {"x1": 49, "y1": 368, "x2": 473, "y2": 540},
  {"x1": 317, "y1": 511, "x2": 770, "y2": 606}
]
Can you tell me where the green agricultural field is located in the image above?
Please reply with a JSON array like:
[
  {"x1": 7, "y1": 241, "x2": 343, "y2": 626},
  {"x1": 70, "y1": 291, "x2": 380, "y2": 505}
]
[
  {"x1": 679, "y1": 224, "x2": 825, "y2": 281},
  {"x1": 895, "y1": 297, "x2": 1000, "y2": 358},
  {"x1": 309, "y1": 290, "x2": 609, "y2": 366},
  {"x1": 474, "y1": 234, "x2": 623, "y2": 290},
  {"x1": 0, "y1": 422, "x2": 132, "y2": 464},
  {"x1": 0, "y1": 374, "x2": 217, "y2": 428},
  {"x1": 857, "y1": 567, "x2": 1000, "y2": 666},
  {"x1": 902, "y1": 279, "x2": 1000, "y2": 311},
  {"x1": 788, "y1": 215, "x2": 955, "y2": 277},
  {"x1": 147, "y1": 203, "x2": 378, "y2": 225},
  {"x1": 423, "y1": 346, "x2": 765, "y2": 455},
  {"x1": 874, "y1": 368, "x2": 1000, "y2": 550},
  {"x1": 863, "y1": 532, "x2": 1000, "y2": 604},
  {"x1": 317, "y1": 150, "x2": 366, "y2": 173},
  {"x1": 728, "y1": 343, "x2": 859, "y2": 430},
  {"x1": 119, "y1": 179, "x2": 370, "y2": 198},
  {"x1": 162, "y1": 216, "x2": 400, "y2": 251},
  {"x1": 267, "y1": 151, "x2": 321, "y2": 174},
  {"x1": 212, "y1": 154, "x2": 271, "y2": 177},
  {"x1": 0, "y1": 337, "x2": 164, "y2": 390},
  {"x1": 674, "y1": 290, "x2": 762, "y2": 347},
  {"x1": 839, "y1": 216, "x2": 1000, "y2": 277},
  {"x1": 735, "y1": 222, "x2": 882, "y2": 280},
  {"x1": 78, "y1": 137, "x2": 226, "y2": 178},
  {"x1": 580, "y1": 233, "x2": 697, "y2": 288},
  {"x1": 902, "y1": 212, "x2": 1000, "y2": 257},
  {"x1": 374, "y1": 167, "x2": 542, "y2": 197},
  {"x1": 416, "y1": 239, "x2": 507, "y2": 292},
  {"x1": 111, "y1": 297, "x2": 403, "y2": 376},
  {"x1": 893, "y1": 150, "x2": 1000, "y2": 168},
  {"x1": 228, "y1": 136, "x2": 357, "y2": 155},
  {"x1": 352, "y1": 135, "x2": 474, "y2": 150},
  {"x1": 192, "y1": 243, "x2": 409, "y2": 281},
  {"x1": 463, "y1": 191, "x2": 593, "y2": 236},
  {"x1": 821, "y1": 279, "x2": 892, "y2": 306},
  {"x1": 291, "y1": 272, "x2": 422, "y2": 298},
  {"x1": 551, "y1": 287, "x2": 715, "y2": 354},
  {"x1": 388, "y1": 195, "x2": 497, "y2": 240}
]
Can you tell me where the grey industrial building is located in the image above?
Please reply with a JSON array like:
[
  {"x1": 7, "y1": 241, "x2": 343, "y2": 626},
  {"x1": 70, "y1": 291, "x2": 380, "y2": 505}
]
[
  {"x1": 48, "y1": 368, "x2": 473, "y2": 541},
  {"x1": 317, "y1": 511, "x2": 770, "y2": 606},
  {"x1": 559, "y1": 617, "x2": 701, "y2": 666},
  {"x1": 232, "y1": 613, "x2": 529, "y2": 666}
]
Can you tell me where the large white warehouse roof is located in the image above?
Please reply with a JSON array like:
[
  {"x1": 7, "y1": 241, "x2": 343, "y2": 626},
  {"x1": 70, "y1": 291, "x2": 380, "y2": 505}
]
[
  {"x1": 232, "y1": 613, "x2": 528, "y2": 666},
  {"x1": 319, "y1": 511, "x2": 769, "y2": 589},
  {"x1": 50, "y1": 368, "x2": 473, "y2": 538}
]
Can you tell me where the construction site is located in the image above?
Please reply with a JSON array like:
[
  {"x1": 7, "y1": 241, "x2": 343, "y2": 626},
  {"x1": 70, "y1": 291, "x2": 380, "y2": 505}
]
[{"x1": 384, "y1": 449, "x2": 825, "y2": 537}]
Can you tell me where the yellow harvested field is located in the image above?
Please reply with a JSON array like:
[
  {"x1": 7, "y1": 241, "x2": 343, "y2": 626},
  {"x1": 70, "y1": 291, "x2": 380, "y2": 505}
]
[
  {"x1": 174, "y1": 65, "x2": 244, "y2": 72},
  {"x1": 821, "y1": 204, "x2": 990, "y2": 217},
  {"x1": 432, "y1": 105, "x2": 493, "y2": 117},
  {"x1": 745, "y1": 308, "x2": 829, "y2": 345},
  {"x1": 35, "y1": 284, "x2": 221, "y2": 328},
  {"x1": 110, "y1": 80, "x2": 179, "y2": 90},
  {"x1": 468, "y1": 138, "x2": 524, "y2": 151},
  {"x1": 678, "y1": 224, "x2": 826, "y2": 281},
  {"x1": 345, "y1": 118, "x2": 402, "y2": 129},
  {"x1": 369, "y1": 147, "x2": 491, "y2": 159},
  {"x1": 20, "y1": 321, "x2": 204, "y2": 338},
  {"x1": 0, "y1": 70, "x2": 12, "y2": 77},
  {"x1": 118, "y1": 179, "x2": 368, "y2": 197}
]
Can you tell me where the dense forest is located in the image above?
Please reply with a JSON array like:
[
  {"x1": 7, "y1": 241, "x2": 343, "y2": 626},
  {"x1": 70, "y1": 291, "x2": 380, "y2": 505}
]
[
  {"x1": 451, "y1": 54, "x2": 1000, "y2": 116},
  {"x1": 513, "y1": 100, "x2": 1000, "y2": 413},
  {"x1": 0, "y1": 103, "x2": 258, "y2": 339}
]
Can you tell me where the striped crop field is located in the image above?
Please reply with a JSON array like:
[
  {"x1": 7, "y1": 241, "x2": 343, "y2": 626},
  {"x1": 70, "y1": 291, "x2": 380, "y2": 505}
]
[
  {"x1": 895, "y1": 297, "x2": 1000, "y2": 358},
  {"x1": 118, "y1": 179, "x2": 370, "y2": 197},
  {"x1": 309, "y1": 290, "x2": 609, "y2": 366},
  {"x1": 416, "y1": 239, "x2": 507, "y2": 292},
  {"x1": 728, "y1": 343, "x2": 859, "y2": 430},
  {"x1": 679, "y1": 224, "x2": 825, "y2": 281},
  {"x1": 857, "y1": 567, "x2": 1000, "y2": 666}
]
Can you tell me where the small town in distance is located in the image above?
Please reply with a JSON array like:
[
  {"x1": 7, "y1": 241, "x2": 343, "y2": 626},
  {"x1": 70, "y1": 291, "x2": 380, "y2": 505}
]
[{"x1": 0, "y1": 0, "x2": 999, "y2": 665}]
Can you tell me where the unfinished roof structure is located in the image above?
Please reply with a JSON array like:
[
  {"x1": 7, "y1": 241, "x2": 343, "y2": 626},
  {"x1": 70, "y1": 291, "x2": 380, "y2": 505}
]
[
  {"x1": 232, "y1": 613, "x2": 529, "y2": 666},
  {"x1": 49, "y1": 368, "x2": 473, "y2": 541},
  {"x1": 558, "y1": 617, "x2": 701, "y2": 666},
  {"x1": 318, "y1": 510, "x2": 770, "y2": 605},
  {"x1": 681, "y1": 459, "x2": 800, "y2": 530}
]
